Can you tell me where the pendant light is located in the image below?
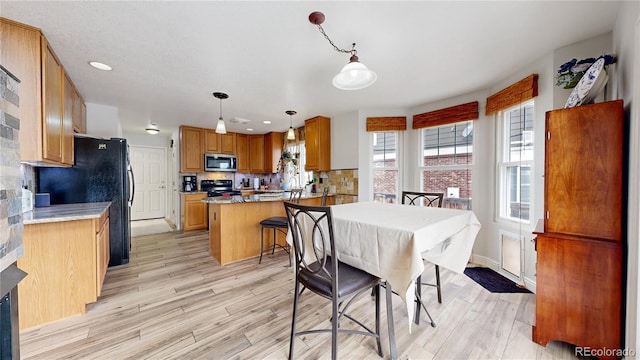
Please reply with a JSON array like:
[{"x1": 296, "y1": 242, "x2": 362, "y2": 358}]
[
  {"x1": 309, "y1": 11, "x2": 377, "y2": 90},
  {"x1": 286, "y1": 110, "x2": 297, "y2": 140},
  {"x1": 213, "y1": 92, "x2": 228, "y2": 134}
]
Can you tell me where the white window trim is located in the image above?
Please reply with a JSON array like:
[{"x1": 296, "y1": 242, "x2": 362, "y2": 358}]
[
  {"x1": 496, "y1": 101, "x2": 535, "y2": 225},
  {"x1": 417, "y1": 121, "x2": 474, "y2": 195},
  {"x1": 370, "y1": 131, "x2": 402, "y2": 201}
]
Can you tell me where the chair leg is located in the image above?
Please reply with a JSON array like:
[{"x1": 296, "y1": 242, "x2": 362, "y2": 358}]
[
  {"x1": 289, "y1": 279, "x2": 300, "y2": 360},
  {"x1": 271, "y1": 228, "x2": 277, "y2": 255},
  {"x1": 435, "y1": 265, "x2": 442, "y2": 304},
  {"x1": 375, "y1": 284, "x2": 382, "y2": 357},
  {"x1": 331, "y1": 294, "x2": 339, "y2": 360},
  {"x1": 414, "y1": 275, "x2": 422, "y2": 325},
  {"x1": 259, "y1": 226, "x2": 265, "y2": 264}
]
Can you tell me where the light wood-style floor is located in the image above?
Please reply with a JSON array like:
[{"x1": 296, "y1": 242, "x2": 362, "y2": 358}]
[{"x1": 19, "y1": 230, "x2": 577, "y2": 359}]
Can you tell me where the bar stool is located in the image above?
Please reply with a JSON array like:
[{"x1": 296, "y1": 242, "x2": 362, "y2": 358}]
[{"x1": 259, "y1": 189, "x2": 303, "y2": 265}]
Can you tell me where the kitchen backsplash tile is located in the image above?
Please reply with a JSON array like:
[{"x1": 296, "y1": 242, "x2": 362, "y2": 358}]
[{"x1": 0, "y1": 66, "x2": 24, "y2": 273}]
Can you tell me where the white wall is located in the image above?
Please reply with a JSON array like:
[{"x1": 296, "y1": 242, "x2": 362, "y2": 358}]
[
  {"x1": 331, "y1": 111, "x2": 359, "y2": 170},
  {"x1": 86, "y1": 102, "x2": 122, "y2": 138},
  {"x1": 613, "y1": 0, "x2": 640, "y2": 355}
]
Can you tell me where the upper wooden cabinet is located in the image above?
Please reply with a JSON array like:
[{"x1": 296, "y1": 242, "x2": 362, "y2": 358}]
[
  {"x1": 180, "y1": 125, "x2": 204, "y2": 172},
  {"x1": 62, "y1": 73, "x2": 74, "y2": 165},
  {"x1": 264, "y1": 132, "x2": 283, "y2": 173},
  {"x1": 72, "y1": 87, "x2": 86, "y2": 134},
  {"x1": 249, "y1": 134, "x2": 265, "y2": 173},
  {"x1": 1, "y1": 18, "x2": 84, "y2": 166},
  {"x1": 205, "y1": 130, "x2": 236, "y2": 155},
  {"x1": 544, "y1": 100, "x2": 623, "y2": 240},
  {"x1": 205, "y1": 129, "x2": 219, "y2": 153},
  {"x1": 304, "y1": 116, "x2": 331, "y2": 171},
  {"x1": 220, "y1": 132, "x2": 236, "y2": 154},
  {"x1": 236, "y1": 134, "x2": 250, "y2": 173}
]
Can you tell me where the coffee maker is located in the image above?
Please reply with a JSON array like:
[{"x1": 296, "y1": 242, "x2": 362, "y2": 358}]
[{"x1": 182, "y1": 176, "x2": 197, "y2": 192}]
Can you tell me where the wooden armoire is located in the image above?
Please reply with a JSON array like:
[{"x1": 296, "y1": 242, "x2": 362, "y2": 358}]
[{"x1": 533, "y1": 100, "x2": 624, "y2": 357}]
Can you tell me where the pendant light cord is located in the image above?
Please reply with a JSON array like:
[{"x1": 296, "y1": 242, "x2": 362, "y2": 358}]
[{"x1": 315, "y1": 23, "x2": 357, "y2": 55}]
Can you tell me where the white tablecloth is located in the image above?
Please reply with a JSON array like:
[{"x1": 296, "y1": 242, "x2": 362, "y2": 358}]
[{"x1": 288, "y1": 201, "x2": 481, "y2": 330}]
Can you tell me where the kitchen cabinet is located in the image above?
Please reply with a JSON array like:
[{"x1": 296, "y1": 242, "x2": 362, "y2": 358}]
[
  {"x1": 264, "y1": 132, "x2": 283, "y2": 173},
  {"x1": 205, "y1": 129, "x2": 219, "y2": 153},
  {"x1": 19, "y1": 207, "x2": 110, "y2": 329},
  {"x1": 182, "y1": 193, "x2": 208, "y2": 231},
  {"x1": 533, "y1": 100, "x2": 623, "y2": 355},
  {"x1": 0, "y1": 18, "x2": 82, "y2": 166},
  {"x1": 62, "y1": 73, "x2": 75, "y2": 165},
  {"x1": 220, "y1": 132, "x2": 236, "y2": 154},
  {"x1": 304, "y1": 116, "x2": 331, "y2": 171},
  {"x1": 249, "y1": 134, "x2": 265, "y2": 173},
  {"x1": 180, "y1": 125, "x2": 204, "y2": 172},
  {"x1": 236, "y1": 133, "x2": 250, "y2": 173},
  {"x1": 72, "y1": 88, "x2": 86, "y2": 134}
]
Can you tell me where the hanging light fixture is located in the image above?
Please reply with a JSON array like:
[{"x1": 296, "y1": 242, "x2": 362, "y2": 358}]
[
  {"x1": 286, "y1": 110, "x2": 297, "y2": 140},
  {"x1": 145, "y1": 123, "x2": 160, "y2": 135},
  {"x1": 309, "y1": 11, "x2": 377, "y2": 90},
  {"x1": 213, "y1": 92, "x2": 229, "y2": 134}
]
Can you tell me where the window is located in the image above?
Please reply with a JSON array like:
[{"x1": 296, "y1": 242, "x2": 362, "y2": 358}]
[
  {"x1": 283, "y1": 142, "x2": 311, "y2": 189},
  {"x1": 419, "y1": 121, "x2": 473, "y2": 209},
  {"x1": 498, "y1": 101, "x2": 534, "y2": 222},
  {"x1": 372, "y1": 132, "x2": 399, "y2": 203}
]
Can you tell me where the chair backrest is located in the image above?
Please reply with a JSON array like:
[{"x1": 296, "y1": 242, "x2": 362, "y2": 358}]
[
  {"x1": 283, "y1": 201, "x2": 336, "y2": 281},
  {"x1": 321, "y1": 187, "x2": 329, "y2": 206},
  {"x1": 401, "y1": 191, "x2": 444, "y2": 208},
  {"x1": 289, "y1": 188, "x2": 303, "y2": 204}
]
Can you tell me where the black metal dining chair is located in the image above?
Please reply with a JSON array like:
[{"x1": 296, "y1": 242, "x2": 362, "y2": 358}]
[
  {"x1": 284, "y1": 201, "x2": 384, "y2": 360},
  {"x1": 401, "y1": 191, "x2": 444, "y2": 326},
  {"x1": 258, "y1": 188, "x2": 303, "y2": 265}
]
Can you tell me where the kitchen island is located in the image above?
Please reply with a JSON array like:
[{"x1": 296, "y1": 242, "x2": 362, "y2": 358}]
[
  {"x1": 202, "y1": 193, "x2": 328, "y2": 265},
  {"x1": 20, "y1": 202, "x2": 111, "y2": 329}
]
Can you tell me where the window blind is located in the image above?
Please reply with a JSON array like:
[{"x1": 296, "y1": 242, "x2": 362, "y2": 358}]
[{"x1": 412, "y1": 101, "x2": 479, "y2": 129}]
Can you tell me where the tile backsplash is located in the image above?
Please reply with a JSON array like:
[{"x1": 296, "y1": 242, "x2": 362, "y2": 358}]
[{"x1": 0, "y1": 65, "x2": 24, "y2": 273}]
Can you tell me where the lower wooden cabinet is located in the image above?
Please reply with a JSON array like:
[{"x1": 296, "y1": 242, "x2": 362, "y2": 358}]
[
  {"x1": 533, "y1": 233, "x2": 622, "y2": 355},
  {"x1": 182, "y1": 193, "x2": 208, "y2": 231},
  {"x1": 18, "y1": 209, "x2": 110, "y2": 329}
]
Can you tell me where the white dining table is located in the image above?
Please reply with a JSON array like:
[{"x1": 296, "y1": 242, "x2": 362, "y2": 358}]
[{"x1": 287, "y1": 201, "x2": 481, "y2": 359}]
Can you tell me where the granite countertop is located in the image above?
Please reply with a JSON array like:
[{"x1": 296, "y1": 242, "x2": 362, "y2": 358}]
[
  {"x1": 180, "y1": 191, "x2": 207, "y2": 195},
  {"x1": 202, "y1": 193, "x2": 330, "y2": 204},
  {"x1": 23, "y1": 202, "x2": 111, "y2": 225}
]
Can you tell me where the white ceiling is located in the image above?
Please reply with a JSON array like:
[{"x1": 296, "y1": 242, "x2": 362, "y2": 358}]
[{"x1": 0, "y1": 1, "x2": 621, "y2": 136}]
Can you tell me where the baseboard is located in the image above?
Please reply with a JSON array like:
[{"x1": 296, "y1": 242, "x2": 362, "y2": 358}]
[{"x1": 469, "y1": 254, "x2": 536, "y2": 293}]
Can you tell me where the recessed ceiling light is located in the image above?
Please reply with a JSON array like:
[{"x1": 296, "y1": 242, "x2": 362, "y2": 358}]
[
  {"x1": 89, "y1": 61, "x2": 113, "y2": 71},
  {"x1": 246, "y1": 128, "x2": 254, "y2": 131},
  {"x1": 262, "y1": 120, "x2": 272, "y2": 124}
]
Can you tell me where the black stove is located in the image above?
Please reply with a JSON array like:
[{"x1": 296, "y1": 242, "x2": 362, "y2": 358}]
[{"x1": 201, "y1": 179, "x2": 241, "y2": 197}]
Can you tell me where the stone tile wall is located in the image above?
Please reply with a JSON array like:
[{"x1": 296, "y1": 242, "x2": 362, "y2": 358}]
[{"x1": 0, "y1": 65, "x2": 24, "y2": 273}]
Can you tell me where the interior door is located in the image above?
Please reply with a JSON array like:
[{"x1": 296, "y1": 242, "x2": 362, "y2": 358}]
[{"x1": 130, "y1": 146, "x2": 166, "y2": 220}]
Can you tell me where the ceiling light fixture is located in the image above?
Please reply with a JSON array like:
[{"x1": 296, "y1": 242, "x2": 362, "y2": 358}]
[
  {"x1": 213, "y1": 92, "x2": 229, "y2": 134},
  {"x1": 145, "y1": 123, "x2": 160, "y2": 135},
  {"x1": 286, "y1": 110, "x2": 297, "y2": 140},
  {"x1": 309, "y1": 11, "x2": 377, "y2": 90},
  {"x1": 88, "y1": 61, "x2": 113, "y2": 71}
]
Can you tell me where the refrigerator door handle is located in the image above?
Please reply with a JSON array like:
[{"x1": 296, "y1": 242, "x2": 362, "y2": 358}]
[{"x1": 127, "y1": 164, "x2": 135, "y2": 207}]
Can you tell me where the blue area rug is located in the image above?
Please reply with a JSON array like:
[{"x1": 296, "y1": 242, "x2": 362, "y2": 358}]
[{"x1": 464, "y1": 267, "x2": 532, "y2": 293}]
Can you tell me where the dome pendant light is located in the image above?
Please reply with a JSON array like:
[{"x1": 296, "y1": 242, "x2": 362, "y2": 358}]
[
  {"x1": 286, "y1": 110, "x2": 297, "y2": 140},
  {"x1": 213, "y1": 92, "x2": 229, "y2": 134},
  {"x1": 309, "y1": 11, "x2": 377, "y2": 90}
]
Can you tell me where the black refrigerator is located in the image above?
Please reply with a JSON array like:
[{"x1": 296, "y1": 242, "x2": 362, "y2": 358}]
[{"x1": 37, "y1": 135, "x2": 134, "y2": 266}]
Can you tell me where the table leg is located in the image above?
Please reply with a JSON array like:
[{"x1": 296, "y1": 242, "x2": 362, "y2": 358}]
[{"x1": 385, "y1": 281, "x2": 398, "y2": 360}]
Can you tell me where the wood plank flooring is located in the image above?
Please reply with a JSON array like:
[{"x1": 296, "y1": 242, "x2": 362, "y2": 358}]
[{"x1": 19, "y1": 230, "x2": 577, "y2": 359}]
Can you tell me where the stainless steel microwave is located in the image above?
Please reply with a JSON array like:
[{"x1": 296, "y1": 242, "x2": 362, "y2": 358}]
[{"x1": 204, "y1": 153, "x2": 237, "y2": 172}]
